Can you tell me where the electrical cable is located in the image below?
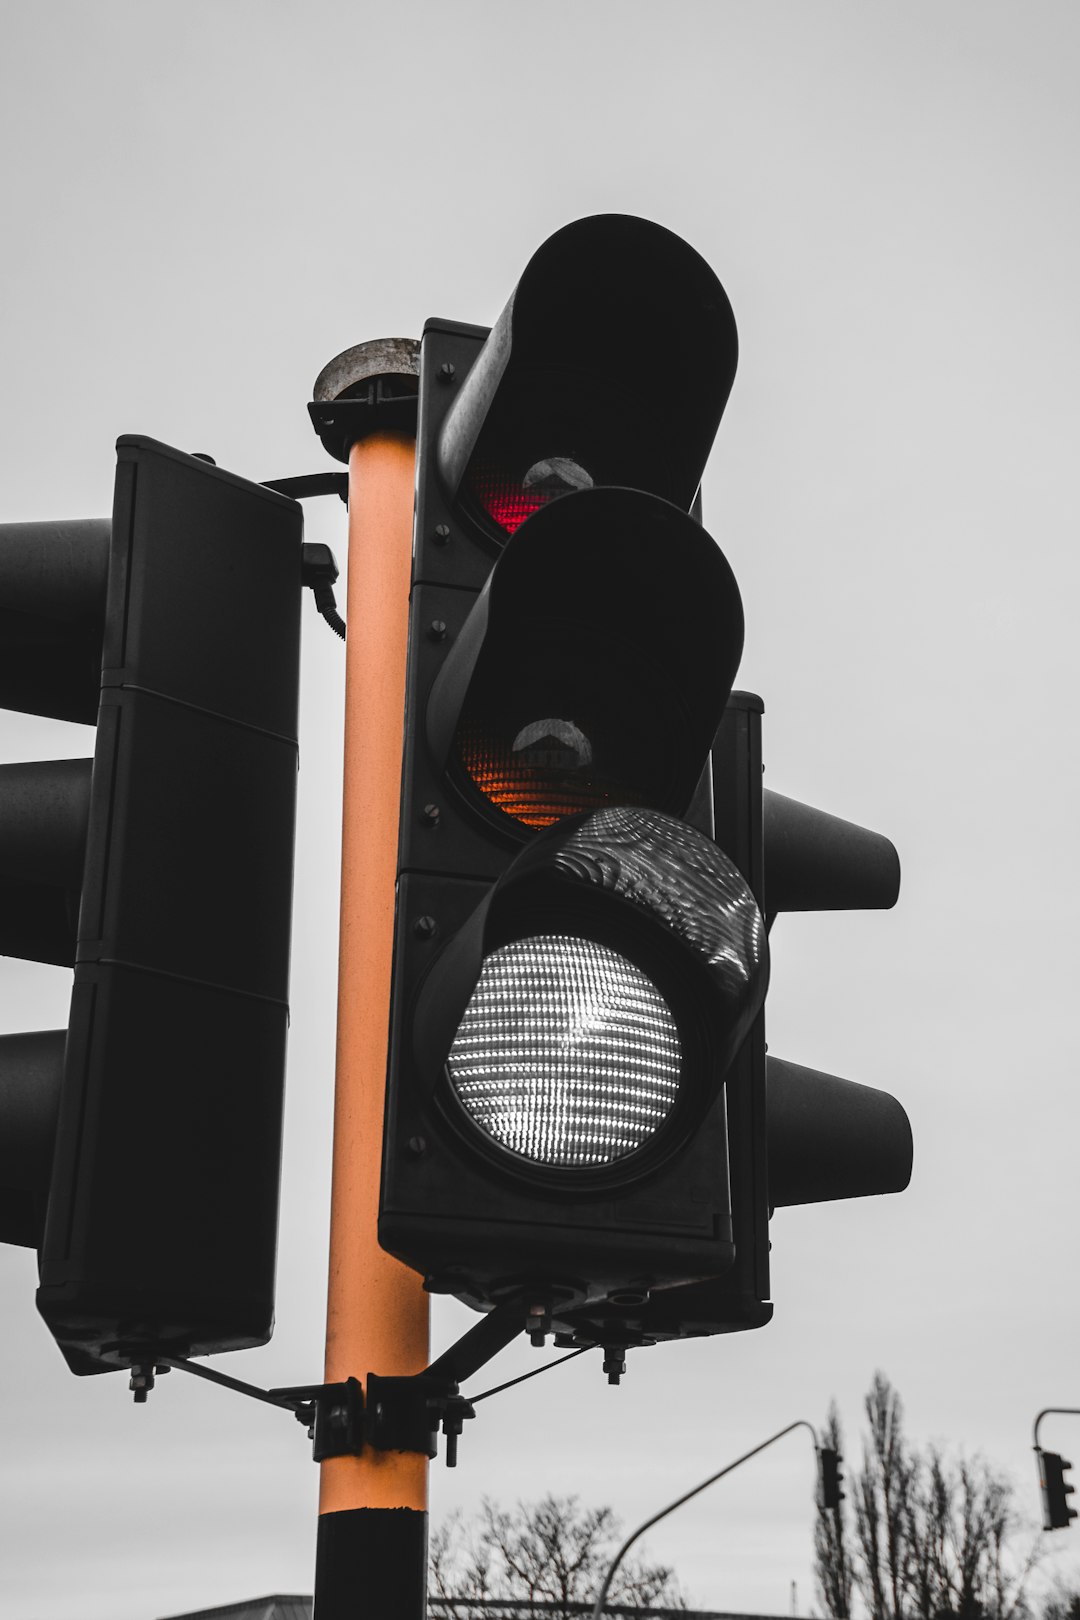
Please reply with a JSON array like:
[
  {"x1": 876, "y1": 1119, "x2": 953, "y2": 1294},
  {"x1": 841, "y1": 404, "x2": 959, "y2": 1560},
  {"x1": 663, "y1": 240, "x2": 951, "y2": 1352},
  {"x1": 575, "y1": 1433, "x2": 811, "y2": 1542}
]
[{"x1": 466, "y1": 1346, "x2": 591, "y2": 1405}]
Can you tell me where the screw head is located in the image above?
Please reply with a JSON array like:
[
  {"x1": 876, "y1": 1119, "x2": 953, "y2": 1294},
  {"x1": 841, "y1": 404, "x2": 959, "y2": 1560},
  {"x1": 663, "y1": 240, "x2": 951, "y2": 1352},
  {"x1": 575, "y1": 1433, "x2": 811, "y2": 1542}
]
[
  {"x1": 438, "y1": 361, "x2": 456, "y2": 382},
  {"x1": 407, "y1": 1134, "x2": 427, "y2": 1157},
  {"x1": 413, "y1": 915, "x2": 438, "y2": 939},
  {"x1": 428, "y1": 619, "x2": 447, "y2": 642},
  {"x1": 433, "y1": 523, "x2": 451, "y2": 546},
  {"x1": 422, "y1": 803, "x2": 441, "y2": 826}
]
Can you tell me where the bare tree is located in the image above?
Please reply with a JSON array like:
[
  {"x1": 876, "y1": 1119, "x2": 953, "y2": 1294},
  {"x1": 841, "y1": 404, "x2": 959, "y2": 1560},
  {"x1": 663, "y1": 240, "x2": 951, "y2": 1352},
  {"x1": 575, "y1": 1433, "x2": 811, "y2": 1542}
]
[
  {"x1": 907, "y1": 1447, "x2": 952, "y2": 1620},
  {"x1": 854, "y1": 1373, "x2": 917, "y2": 1620},
  {"x1": 429, "y1": 1495, "x2": 686, "y2": 1619},
  {"x1": 814, "y1": 1373, "x2": 1039, "y2": 1620},
  {"x1": 1040, "y1": 1585, "x2": 1080, "y2": 1620}
]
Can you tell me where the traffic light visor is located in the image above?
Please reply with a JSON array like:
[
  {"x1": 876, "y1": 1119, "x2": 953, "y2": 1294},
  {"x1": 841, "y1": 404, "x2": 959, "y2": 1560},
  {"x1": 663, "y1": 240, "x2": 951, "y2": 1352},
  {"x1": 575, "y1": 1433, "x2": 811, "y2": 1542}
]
[
  {"x1": 428, "y1": 488, "x2": 744, "y2": 832},
  {"x1": 438, "y1": 214, "x2": 738, "y2": 525}
]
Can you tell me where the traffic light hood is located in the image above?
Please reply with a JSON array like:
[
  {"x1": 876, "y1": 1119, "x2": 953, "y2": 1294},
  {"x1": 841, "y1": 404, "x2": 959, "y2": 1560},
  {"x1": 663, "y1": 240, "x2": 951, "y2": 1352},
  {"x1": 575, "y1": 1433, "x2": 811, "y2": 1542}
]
[
  {"x1": 0, "y1": 1030, "x2": 64, "y2": 1247},
  {"x1": 426, "y1": 486, "x2": 744, "y2": 832},
  {"x1": 766, "y1": 1057, "x2": 912, "y2": 1206},
  {"x1": 764, "y1": 791, "x2": 900, "y2": 926},
  {"x1": 413, "y1": 804, "x2": 768, "y2": 1187},
  {"x1": 438, "y1": 214, "x2": 738, "y2": 526},
  {"x1": 0, "y1": 519, "x2": 109, "y2": 722}
]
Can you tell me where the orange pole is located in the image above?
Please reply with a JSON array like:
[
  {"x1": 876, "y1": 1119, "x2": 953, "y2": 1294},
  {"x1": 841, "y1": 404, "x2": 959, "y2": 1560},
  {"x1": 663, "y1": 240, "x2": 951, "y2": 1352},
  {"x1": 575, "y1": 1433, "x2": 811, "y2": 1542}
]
[{"x1": 320, "y1": 429, "x2": 429, "y2": 1520}]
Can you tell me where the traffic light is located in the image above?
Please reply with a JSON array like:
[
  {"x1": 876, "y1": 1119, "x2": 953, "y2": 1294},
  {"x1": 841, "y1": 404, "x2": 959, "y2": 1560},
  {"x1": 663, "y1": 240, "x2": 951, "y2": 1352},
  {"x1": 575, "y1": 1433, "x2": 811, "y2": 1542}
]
[
  {"x1": 0, "y1": 436, "x2": 303, "y2": 1374},
  {"x1": 362, "y1": 212, "x2": 910, "y2": 1350},
  {"x1": 819, "y1": 1447, "x2": 845, "y2": 1511},
  {"x1": 1039, "y1": 1451, "x2": 1077, "y2": 1530},
  {"x1": 375, "y1": 214, "x2": 769, "y2": 1325}
]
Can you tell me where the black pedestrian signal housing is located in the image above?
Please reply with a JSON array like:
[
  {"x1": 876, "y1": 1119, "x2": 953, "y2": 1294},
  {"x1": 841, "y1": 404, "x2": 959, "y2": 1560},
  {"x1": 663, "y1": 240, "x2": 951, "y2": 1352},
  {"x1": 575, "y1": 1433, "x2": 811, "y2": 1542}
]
[
  {"x1": 372, "y1": 213, "x2": 911, "y2": 1345},
  {"x1": 1039, "y1": 1451, "x2": 1078, "y2": 1530},
  {"x1": 0, "y1": 437, "x2": 303, "y2": 1374}
]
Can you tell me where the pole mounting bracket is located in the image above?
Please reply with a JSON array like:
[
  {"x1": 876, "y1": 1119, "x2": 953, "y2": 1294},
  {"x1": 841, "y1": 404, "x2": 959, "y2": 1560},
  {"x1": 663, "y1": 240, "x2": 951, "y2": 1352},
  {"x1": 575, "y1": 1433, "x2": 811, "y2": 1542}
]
[{"x1": 142, "y1": 1294, "x2": 527, "y2": 1469}]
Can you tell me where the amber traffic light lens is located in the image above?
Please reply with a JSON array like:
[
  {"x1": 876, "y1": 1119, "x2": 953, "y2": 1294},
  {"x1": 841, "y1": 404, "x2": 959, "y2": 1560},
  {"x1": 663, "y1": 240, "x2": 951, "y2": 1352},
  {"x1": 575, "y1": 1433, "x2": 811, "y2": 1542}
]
[
  {"x1": 456, "y1": 714, "x2": 649, "y2": 830},
  {"x1": 453, "y1": 626, "x2": 674, "y2": 831}
]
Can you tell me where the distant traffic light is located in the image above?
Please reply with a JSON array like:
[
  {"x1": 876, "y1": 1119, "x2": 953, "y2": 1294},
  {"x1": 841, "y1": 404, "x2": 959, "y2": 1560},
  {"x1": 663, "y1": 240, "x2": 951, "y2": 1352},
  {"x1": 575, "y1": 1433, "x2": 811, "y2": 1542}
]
[
  {"x1": 0, "y1": 437, "x2": 303, "y2": 1374},
  {"x1": 1039, "y1": 1451, "x2": 1077, "y2": 1530},
  {"x1": 819, "y1": 1447, "x2": 845, "y2": 1511},
  {"x1": 374, "y1": 215, "x2": 772, "y2": 1329}
]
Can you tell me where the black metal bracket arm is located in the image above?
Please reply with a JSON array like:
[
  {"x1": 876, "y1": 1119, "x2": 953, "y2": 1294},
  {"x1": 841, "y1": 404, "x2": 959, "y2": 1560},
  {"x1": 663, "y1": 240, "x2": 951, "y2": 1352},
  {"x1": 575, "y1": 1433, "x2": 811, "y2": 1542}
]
[
  {"x1": 263, "y1": 472, "x2": 348, "y2": 503},
  {"x1": 268, "y1": 1372, "x2": 475, "y2": 1468},
  {"x1": 258, "y1": 477, "x2": 350, "y2": 638},
  {"x1": 139, "y1": 1294, "x2": 527, "y2": 1469}
]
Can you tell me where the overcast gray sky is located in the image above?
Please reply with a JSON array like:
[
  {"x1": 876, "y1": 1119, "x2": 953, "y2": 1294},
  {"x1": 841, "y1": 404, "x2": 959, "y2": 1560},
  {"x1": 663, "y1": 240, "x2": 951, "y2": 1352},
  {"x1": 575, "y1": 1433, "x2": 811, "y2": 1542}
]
[{"x1": 2, "y1": 3, "x2": 1080, "y2": 1617}]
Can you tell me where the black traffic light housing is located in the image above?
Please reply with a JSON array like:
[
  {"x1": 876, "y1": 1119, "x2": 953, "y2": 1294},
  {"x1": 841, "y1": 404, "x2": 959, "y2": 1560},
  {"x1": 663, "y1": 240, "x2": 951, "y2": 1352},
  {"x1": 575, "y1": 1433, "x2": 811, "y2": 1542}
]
[
  {"x1": 0, "y1": 437, "x2": 303, "y2": 1373},
  {"x1": 1039, "y1": 1451, "x2": 1077, "y2": 1530},
  {"x1": 377, "y1": 216, "x2": 766, "y2": 1325},
  {"x1": 819, "y1": 1447, "x2": 846, "y2": 1511}
]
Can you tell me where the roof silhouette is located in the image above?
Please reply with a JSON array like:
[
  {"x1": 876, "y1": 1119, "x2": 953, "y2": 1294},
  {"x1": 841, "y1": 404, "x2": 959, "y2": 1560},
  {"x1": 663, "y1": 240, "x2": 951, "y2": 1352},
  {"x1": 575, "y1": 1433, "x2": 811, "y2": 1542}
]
[{"x1": 160, "y1": 1598, "x2": 312, "y2": 1620}]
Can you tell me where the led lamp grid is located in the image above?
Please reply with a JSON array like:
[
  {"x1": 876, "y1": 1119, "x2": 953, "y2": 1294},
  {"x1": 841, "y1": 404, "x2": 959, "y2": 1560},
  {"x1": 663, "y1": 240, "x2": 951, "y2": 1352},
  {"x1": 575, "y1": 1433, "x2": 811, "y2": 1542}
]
[
  {"x1": 446, "y1": 934, "x2": 682, "y2": 1166},
  {"x1": 466, "y1": 457, "x2": 548, "y2": 535}
]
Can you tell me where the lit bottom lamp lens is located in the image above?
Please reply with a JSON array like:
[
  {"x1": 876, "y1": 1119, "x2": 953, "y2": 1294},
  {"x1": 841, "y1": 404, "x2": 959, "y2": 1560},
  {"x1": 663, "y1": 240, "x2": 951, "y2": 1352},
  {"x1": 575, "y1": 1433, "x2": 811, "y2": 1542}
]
[{"x1": 446, "y1": 934, "x2": 681, "y2": 1167}]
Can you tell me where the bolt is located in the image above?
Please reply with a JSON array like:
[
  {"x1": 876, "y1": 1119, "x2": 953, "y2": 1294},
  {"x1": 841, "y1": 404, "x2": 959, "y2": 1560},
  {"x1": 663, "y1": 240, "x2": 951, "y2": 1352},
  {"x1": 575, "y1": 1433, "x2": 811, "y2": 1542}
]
[
  {"x1": 438, "y1": 361, "x2": 456, "y2": 382},
  {"x1": 128, "y1": 1364, "x2": 155, "y2": 1404},
  {"x1": 603, "y1": 1347, "x2": 627, "y2": 1386},
  {"x1": 527, "y1": 1301, "x2": 551, "y2": 1348},
  {"x1": 428, "y1": 619, "x2": 448, "y2": 642},
  {"x1": 407, "y1": 1134, "x2": 427, "y2": 1157},
  {"x1": 422, "y1": 803, "x2": 441, "y2": 826},
  {"x1": 413, "y1": 915, "x2": 438, "y2": 940},
  {"x1": 433, "y1": 523, "x2": 451, "y2": 546}
]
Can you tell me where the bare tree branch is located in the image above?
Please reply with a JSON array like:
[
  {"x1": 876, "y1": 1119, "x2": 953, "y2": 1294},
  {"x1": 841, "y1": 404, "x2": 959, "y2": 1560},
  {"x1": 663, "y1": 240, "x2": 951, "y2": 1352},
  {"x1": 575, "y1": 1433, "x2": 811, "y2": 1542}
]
[{"x1": 430, "y1": 1495, "x2": 686, "y2": 1619}]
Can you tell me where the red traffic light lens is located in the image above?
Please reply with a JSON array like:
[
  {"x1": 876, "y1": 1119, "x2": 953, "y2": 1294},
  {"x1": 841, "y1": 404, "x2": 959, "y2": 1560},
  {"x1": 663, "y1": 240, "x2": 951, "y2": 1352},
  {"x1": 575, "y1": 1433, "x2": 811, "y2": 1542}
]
[
  {"x1": 466, "y1": 456, "x2": 547, "y2": 536},
  {"x1": 466, "y1": 454, "x2": 593, "y2": 538}
]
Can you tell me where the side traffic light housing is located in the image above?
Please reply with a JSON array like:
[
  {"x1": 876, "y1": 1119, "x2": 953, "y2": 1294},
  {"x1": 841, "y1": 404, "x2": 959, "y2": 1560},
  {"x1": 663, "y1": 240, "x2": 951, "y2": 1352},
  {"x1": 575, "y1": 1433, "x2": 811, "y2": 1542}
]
[{"x1": 0, "y1": 437, "x2": 303, "y2": 1374}]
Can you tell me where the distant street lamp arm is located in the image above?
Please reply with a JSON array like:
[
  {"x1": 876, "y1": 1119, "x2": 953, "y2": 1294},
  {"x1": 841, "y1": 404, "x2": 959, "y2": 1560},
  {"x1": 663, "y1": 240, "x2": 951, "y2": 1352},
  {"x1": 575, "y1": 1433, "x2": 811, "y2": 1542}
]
[
  {"x1": 591, "y1": 1418, "x2": 820, "y2": 1620},
  {"x1": 1033, "y1": 1408, "x2": 1080, "y2": 1452}
]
